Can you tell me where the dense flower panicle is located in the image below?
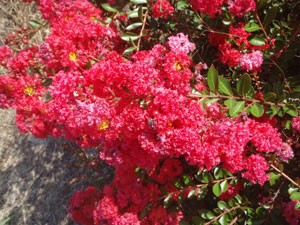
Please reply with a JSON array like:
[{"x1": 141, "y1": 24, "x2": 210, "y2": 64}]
[
  {"x1": 190, "y1": 0, "x2": 226, "y2": 18},
  {"x1": 217, "y1": 43, "x2": 241, "y2": 67},
  {"x1": 292, "y1": 117, "x2": 300, "y2": 132},
  {"x1": 278, "y1": 143, "x2": 294, "y2": 162},
  {"x1": 152, "y1": 0, "x2": 174, "y2": 19},
  {"x1": 94, "y1": 196, "x2": 119, "y2": 221},
  {"x1": 240, "y1": 50, "x2": 263, "y2": 71},
  {"x1": 228, "y1": 0, "x2": 256, "y2": 17},
  {"x1": 242, "y1": 154, "x2": 269, "y2": 185},
  {"x1": 167, "y1": 33, "x2": 196, "y2": 55},
  {"x1": 69, "y1": 187, "x2": 100, "y2": 225},
  {"x1": 111, "y1": 213, "x2": 141, "y2": 225},
  {"x1": 281, "y1": 200, "x2": 300, "y2": 225},
  {"x1": 0, "y1": 46, "x2": 13, "y2": 62}
]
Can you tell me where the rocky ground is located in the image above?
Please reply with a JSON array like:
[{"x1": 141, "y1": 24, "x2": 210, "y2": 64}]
[{"x1": 0, "y1": 1, "x2": 86, "y2": 224}]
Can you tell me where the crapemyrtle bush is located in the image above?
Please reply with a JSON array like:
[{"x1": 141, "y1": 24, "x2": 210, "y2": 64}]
[{"x1": 1, "y1": 0, "x2": 300, "y2": 224}]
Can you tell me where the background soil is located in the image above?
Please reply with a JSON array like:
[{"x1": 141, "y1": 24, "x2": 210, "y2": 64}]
[{"x1": 0, "y1": 1, "x2": 89, "y2": 224}]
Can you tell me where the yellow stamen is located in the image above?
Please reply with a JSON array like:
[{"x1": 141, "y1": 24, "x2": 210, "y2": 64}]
[
  {"x1": 167, "y1": 121, "x2": 172, "y2": 127},
  {"x1": 69, "y1": 52, "x2": 77, "y2": 62},
  {"x1": 97, "y1": 120, "x2": 109, "y2": 130},
  {"x1": 24, "y1": 86, "x2": 35, "y2": 96},
  {"x1": 174, "y1": 61, "x2": 181, "y2": 70}
]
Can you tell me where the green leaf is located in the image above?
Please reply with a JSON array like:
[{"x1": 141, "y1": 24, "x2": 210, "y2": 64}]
[
  {"x1": 177, "y1": 1, "x2": 189, "y2": 10},
  {"x1": 248, "y1": 35, "x2": 266, "y2": 46},
  {"x1": 213, "y1": 183, "x2": 222, "y2": 197},
  {"x1": 219, "y1": 76, "x2": 233, "y2": 96},
  {"x1": 218, "y1": 201, "x2": 229, "y2": 210},
  {"x1": 29, "y1": 20, "x2": 42, "y2": 28},
  {"x1": 220, "y1": 180, "x2": 228, "y2": 193},
  {"x1": 101, "y1": 3, "x2": 118, "y2": 12},
  {"x1": 179, "y1": 221, "x2": 190, "y2": 225},
  {"x1": 283, "y1": 105, "x2": 298, "y2": 117},
  {"x1": 264, "y1": 92, "x2": 277, "y2": 102},
  {"x1": 214, "y1": 166, "x2": 224, "y2": 179},
  {"x1": 128, "y1": 7, "x2": 147, "y2": 18},
  {"x1": 237, "y1": 74, "x2": 252, "y2": 96},
  {"x1": 234, "y1": 195, "x2": 242, "y2": 204},
  {"x1": 250, "y1": 104, "x2": 264, "y2": 117},
  {"x1": 121, "y1": 33, "x2": 139, "y2": 42},
  {"x1": 126, "y1": 22, "x2": 143, "y2": 30},
  {"x1": 130, "y1": 0, "x2": 147, "y2": 4},
  {"x1": 269, "y1": 172, "x2": 281, "y2": 186},
  {"x1": 219, "y1": 215, "x2": 228, "y2": 225},
  {"x1": 288, "y1": 187, "x2": 298, "y2": 195},
  {"x1": 222, "y1": 18, "x2": 231, "y2": 26},
  {"x1": 270, "y1": 105, "x2": 280, "y2": 117},
  {"x1": 123, "y1": 46, "x2": 136, "y2": 55},
  {"x1": 224, "y1": 99, "x2": 237, "y2": 109},
  {"x1": 207, "y1": 65, "x2": 218, "y2": 93},
  {"x1": 263, "y1": 7, "x2": 278, "y2": 28},
  {"x1": 138, "y1": 7, "x2": 143, "y2": 21},
  {"x1": 164, "y1": 194, "x2": 172, "y2": 208},
  {"x1": 295, "y1": 202, "x2": 300, "y2": 210},
  {"x1": 290, "y1": 192, "x2": 300, "y2": 200},
  {"x1": 245, "y1": 22, "x2": 260, "y2": 32},
  {"x1": 229, "y1": 101, "x2": 245, "y2": 117},
  {"x1": 196, "y1": 187, "x2": 208, "y2": 200},
  {"x1": 183, "y1": 175, "x2": 193, "y2": 185},
  {"x1": 257, "y1": 0, "x2": 268, "y2": 9},
  {"x1": 188, "y1": 189, "x2": 196, "y2": 198},
  {"x1": 198, "y1": 209, "x2": 215, "y2": 220},
  {"x1": 192, "y1": 216, "x2": 204, "y2": 225}
]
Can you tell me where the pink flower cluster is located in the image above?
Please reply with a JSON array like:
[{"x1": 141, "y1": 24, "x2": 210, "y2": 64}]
[
  {"x1": 152, "y1": 0, "x2": 174, "y2": 19},
  {"x1": 209, "y1": 23, "x2": 270, "y2": 70},
  {"x1": 292, "y1": 117, "x2": 300, "y2": 132},
  {"x1": 228, "y1": 0, "x2": 256, "y2": 18},
  {"x1": 240, "y1": 51, "x2": 263, "y2": 72},
  {"x1": 190, "y1": 0, "x2": 255, "y2": 18},
  {"x1": 167, "y1": 33, "x2": 196, "y2": 55},
  {"x1": 281, "y1": 200, "x2": 300, "y2": 225}
]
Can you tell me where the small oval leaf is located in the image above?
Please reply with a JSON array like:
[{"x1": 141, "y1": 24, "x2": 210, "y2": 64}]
[
  {"x1": 101, "y1": 3, "x2": 118, "y2": 12},
  {"x1": 213, "y1": 183, "x2": 221, "y2": 197},
  {"x1": 229, "y1": 101, "x2": 245, "y2": 117},
  {"x1": 207, "y1": 65, "x2": 218, "y2": 93},
  {"x1": 237, "y1": 74, "x2": 252, "y2": 96},
  {"x1": 248, "y1": 35, "x2": 266, "y2": 46},
  {"x1": 290, "y1": 192, "x2": 300, "y2": 201},
  {"x1": 245, "y1": 22, "x2": 260, "y2": 32},
  {"x1": 250, "y1": 103, "x2": 264, "y2": 117},
  {"x1": 121, "y1": 33, "x2": 139, "y2": 42},
  {"x1": 130, "y1": 0, "x2": 147, "y2": 4},
  {"x1": 264, "y1": 92, "x2": 277, "y2": 102},
  {"x1": 219, "y1": 76, "x2": 233, "y2": 96},
  {"x1": 126, "y1": 22, "x2": 143, "y2": 30}
]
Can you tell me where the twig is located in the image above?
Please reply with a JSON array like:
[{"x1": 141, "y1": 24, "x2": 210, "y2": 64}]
[
  {"x1": 137, "y1": 9, "x2": 149, "y2": 52},
  {"x1": 204, "y1": 205, "x2": 241, "y2": 225},
  {"x1": 254, "y1": 11, "x2": 270, "y2": 44},
  {"x1": 229, "y1": 216, "x2": 238, "y2": 225},
  {"x1": 160, "y1": 176, "x2": 236, "y2": 200},
  {"x1": 277, "y1": 25, "x2": 300, "y2": 60},
  {"x1": 270, "y1": 164, "x2": 300, "y2": 189},
  {"x1": 188, "y1": 94, "x2": 287, "y2": 107}
]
